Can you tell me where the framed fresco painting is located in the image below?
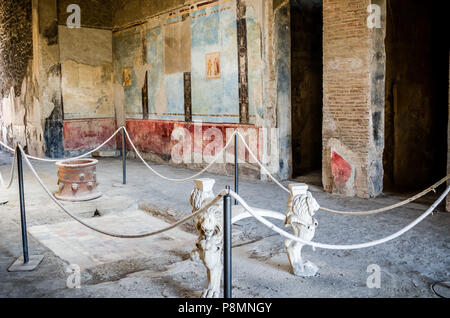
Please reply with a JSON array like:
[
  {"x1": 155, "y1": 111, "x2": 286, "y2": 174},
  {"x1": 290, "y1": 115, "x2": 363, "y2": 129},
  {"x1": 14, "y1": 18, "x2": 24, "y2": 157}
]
[
  {"x1": 122, "y1": 68, "x2": 132, "y2": 87},
  {"x1": 206, "y1": 52, "x2": 221, "y2": 79}
]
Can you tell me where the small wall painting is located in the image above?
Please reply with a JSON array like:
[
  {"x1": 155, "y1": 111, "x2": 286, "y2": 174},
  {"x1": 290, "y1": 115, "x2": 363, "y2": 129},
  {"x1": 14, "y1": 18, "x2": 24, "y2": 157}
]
[
  {"x1": 206, "y1": 52, "x2": 220, "y2": 79},
  {"x1": 122, "y1": 68, "x2": 132, "y2": 87}
]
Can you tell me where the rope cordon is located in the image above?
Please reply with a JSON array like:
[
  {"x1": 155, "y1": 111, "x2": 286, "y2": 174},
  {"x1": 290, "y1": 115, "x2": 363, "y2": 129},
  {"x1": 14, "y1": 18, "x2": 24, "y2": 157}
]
[
  {"x1": 1, "y1": 127, "x2": 449, "y2": 215},
  {"x1": 0, "y1": 127, "x2": 123, "y2": 191},
  {"x1": 0, "y1": 126, "x2": 124, "y2": 163},
  {"x1": 16, "y1": 144, "x2": 450, "y2": 250},
  {"x1": 123, "y1": 128, "x2": 239, "y2": 183},
  {"x1": 0, "y1": 147, "x2": 16, "y2": 190},
  {"x1": 19, "y1": 144, "x2": 226, "y2": 239},
  {"x1": 124, "y1": 128, "x2": 450, "y2": 216},
  {"x1": 228, "y1": 188, "x2": 450, "y2": 250}
]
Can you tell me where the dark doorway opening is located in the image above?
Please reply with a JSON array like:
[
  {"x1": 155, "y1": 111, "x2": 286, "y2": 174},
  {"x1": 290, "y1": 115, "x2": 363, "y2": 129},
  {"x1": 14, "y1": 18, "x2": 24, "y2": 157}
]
[
  {"x1": 290, "y1": 0, "x2": 323, "y2": 185},
  {"x1": 384, "y1": 0, "x2": 448, "y2": 192}
]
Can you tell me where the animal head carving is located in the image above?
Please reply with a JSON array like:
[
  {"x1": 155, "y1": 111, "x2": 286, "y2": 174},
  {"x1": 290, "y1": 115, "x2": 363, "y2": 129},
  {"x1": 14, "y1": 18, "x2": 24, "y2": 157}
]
[{"x1": 197, "y1": 211, "x2": 220, "y2": 239}]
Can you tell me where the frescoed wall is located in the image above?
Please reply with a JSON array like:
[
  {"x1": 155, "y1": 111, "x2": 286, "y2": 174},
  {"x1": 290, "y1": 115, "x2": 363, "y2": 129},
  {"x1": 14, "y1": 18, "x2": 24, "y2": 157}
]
[
  {"x1": 246, "y1": 5, "x2": 264, "y2": 126},
  {"x1": 112, "y1": 0, "x2": 263, "y2": 125},
  {"x1": 109, "y1": 0, "x2": 273, "y2": 178},
  {"x1": 190, "y1": 1, "x2": 239, "y2": 123},
  {"x1": 113, "y1": 27, "x2": 143, "y2": 118}
]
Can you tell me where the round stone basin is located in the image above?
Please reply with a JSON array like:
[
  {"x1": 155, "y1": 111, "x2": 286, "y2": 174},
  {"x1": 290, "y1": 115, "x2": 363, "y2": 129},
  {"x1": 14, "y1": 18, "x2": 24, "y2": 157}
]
[{"x1": 55, "y1": 159, "x2": 102, "y2": 202}]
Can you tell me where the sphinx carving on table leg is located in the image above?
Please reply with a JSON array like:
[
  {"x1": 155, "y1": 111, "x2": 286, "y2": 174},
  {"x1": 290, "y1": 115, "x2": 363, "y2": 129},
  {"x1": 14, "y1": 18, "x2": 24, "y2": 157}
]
[
  {"x1": 189, "y1": 179, "x2": 223, "y2": 298},
  {"x1": 284, "y1": 184, "x2": 320, "y2": 277}
]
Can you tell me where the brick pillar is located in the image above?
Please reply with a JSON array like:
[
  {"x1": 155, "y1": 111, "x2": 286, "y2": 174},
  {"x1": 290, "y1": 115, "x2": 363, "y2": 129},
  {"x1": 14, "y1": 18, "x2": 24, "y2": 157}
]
[{"x1": 322, "y1": 0, "x2": 385, "y2": 198}]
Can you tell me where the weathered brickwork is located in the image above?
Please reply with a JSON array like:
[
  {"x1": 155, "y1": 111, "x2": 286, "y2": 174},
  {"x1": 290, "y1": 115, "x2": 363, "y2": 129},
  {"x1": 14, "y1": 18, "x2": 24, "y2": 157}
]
[
  {"x1": 0, "y1": 0, "x2": 48, "y2": 156},
  {"x1": 322, "y1": 0, "x2": 377, "y2": 198},
  {"x1": 0, "y1": 0, "x2": 33, "y2": 98}
]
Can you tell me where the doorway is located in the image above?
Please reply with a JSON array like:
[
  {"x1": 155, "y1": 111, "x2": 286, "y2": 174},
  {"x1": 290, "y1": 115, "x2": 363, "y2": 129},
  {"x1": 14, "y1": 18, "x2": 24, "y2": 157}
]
[
  {"x1": 290, "y1": 0, "x2": 323, "y2": 185},
  {"x1": 384, "y1": 0, "x2": 448, "y2": 192}
]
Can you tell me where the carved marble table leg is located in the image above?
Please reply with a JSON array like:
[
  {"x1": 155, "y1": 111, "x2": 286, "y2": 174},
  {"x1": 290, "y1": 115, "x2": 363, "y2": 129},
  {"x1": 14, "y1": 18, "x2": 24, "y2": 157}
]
[
  {"x1": 284, "y1": 184, "x2": 320, "y2": 277},
  {"x1": 190, "y1": 179, "x2": 223, "y2": 298}
]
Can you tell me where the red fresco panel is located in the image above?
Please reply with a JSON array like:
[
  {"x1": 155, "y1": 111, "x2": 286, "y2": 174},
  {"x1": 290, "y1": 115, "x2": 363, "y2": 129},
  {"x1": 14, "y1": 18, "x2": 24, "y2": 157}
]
[
  {"x1": 63, "y1": 118, "x2": 117, "y2": 151},
  {"x1": 124, "y1": 119, "x2": 263, "y2": 162}
]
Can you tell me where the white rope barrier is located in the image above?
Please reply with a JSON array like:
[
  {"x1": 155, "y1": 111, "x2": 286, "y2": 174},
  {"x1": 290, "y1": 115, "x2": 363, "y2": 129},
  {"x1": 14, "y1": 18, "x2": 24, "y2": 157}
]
[
  {"x1": 0, "y1": 147, "x2": 16, "y2": 190},
  {"x1": 5, "y1": 143, "x2": 449, "y2": 251},
  {"x1": 236, "y1": 132, "x2": 291, "y2": 193},
  {"x1": 1, "y1": 126, "x2": 448, "y2": 215},
  {"x1": 235, "y1": 132, "x2": 450, "y2": 216},
  {"x1": 319, "y1": 176, "x2": 450, "y2": 215},
  {"x1": 124, "y1": 128, "x2": 239, "y2": 183},
  {"x1": 0, "y1": 126, "x2": 123, "y2": 190},
  {"x1": 228, "y1": 188, "x2": 450, "y2": 250},
  {"x1": 19, "y1": 144, "x2": 226, "y2": 239},
  {"x1": 0, "y1": 126, "x2": 124, "y2": 163},
  {"x1": 18, "y1": 142, "x2": 450, "y2": 251}
]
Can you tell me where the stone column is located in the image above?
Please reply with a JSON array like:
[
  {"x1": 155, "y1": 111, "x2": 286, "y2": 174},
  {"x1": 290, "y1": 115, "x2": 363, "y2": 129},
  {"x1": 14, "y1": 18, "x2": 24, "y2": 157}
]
[
  {"x1": 34, "y1": 0, "x2": 64, "y2": 158},
  {"x1": 274, "y1": 0, "x2": 292, "y2": 181}
]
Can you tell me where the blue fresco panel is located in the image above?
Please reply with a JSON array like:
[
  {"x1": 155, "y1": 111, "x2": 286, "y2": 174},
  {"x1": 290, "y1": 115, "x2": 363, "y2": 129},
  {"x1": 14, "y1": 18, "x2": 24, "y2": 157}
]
[
  {"x1": 191, "y1": 3, "x2": 239, "y2": 124},
  {"x1": 113, "y1": 28, "x2": 143, "y2": 118}
]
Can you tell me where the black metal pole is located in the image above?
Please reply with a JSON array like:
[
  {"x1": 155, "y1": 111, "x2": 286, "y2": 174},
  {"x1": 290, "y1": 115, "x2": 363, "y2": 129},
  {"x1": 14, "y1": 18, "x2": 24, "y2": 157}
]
[
  {"x1": 223, "y1": 186, "x2": 232, "y2": 299},
  {"x1": 16, "y1": 146, "x2": 29, "y2": 264},
  {"x1": 122, "y1": 129, "x2": 127, "y2": 185},
  {"x1": 234, "y1": 134, "x2": 239, "y2": 205}
]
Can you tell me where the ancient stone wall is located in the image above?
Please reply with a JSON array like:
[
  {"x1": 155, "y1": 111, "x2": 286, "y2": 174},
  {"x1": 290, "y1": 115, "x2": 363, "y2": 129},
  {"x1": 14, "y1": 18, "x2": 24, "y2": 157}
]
[
  {"x1": 0, "y1": 0, "x2": 33, "y2": 98},
  {"x1": 274, "y1": 0, "x2": 291, "y2": 180},
  {"x1": 322, "y1": 0, "x2": 378, "y2": 198},
  {"x1": 368, "y1": 0, "x2": 385, "y2": 196},
  {"x1": 59, "y1": 26, "x2": 114, "y2": 120},
  {"x1": 56, "y1": 0, "x2": 117, "y2": 154},
  {"x1": 58, "y1": 0, "x2": 113, "y2": 29},
  {"x1": 0, "y1": 0, "x2": 46, "y2": 156},
  {"x1": 58, "y1": 24, "x2": 116, "y2": 154},
  {"x1": 110, "y1": 0, "x2": 281, "y2": 179},
  {"x1": 37, "y1": 0, "x2": 64, "y2": 158},
  {"x1": 0, "y1": 0, "x2": 32, "y2": 145},
  {"x1": 112, "y1": 0, "x2": 186, "y2": 29}
]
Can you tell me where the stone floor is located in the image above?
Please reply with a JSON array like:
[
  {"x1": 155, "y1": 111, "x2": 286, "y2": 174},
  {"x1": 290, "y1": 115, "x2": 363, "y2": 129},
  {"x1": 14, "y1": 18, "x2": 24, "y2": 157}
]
[{"x1": 0, "y1": 149, "x2": 449, "y2": 298}]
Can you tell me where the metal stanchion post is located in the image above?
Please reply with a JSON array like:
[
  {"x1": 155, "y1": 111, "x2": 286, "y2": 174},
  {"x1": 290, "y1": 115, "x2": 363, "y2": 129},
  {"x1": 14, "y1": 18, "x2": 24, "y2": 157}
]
[
  {"x1": 234, "y1": 134, "x2": 239, "y2": 205},
  {"x1": 17, "y1": 147, "x2": 29, "y2": 264},
  {"x1": 8, "y1": 145, "x2": 43, "y2": 272},
  {"x1": 122, "y1": 128, "x2": 127, "y2": 185},
  {"x1": 223, "y1": 186, "x2": 232, "y2": 299}
]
